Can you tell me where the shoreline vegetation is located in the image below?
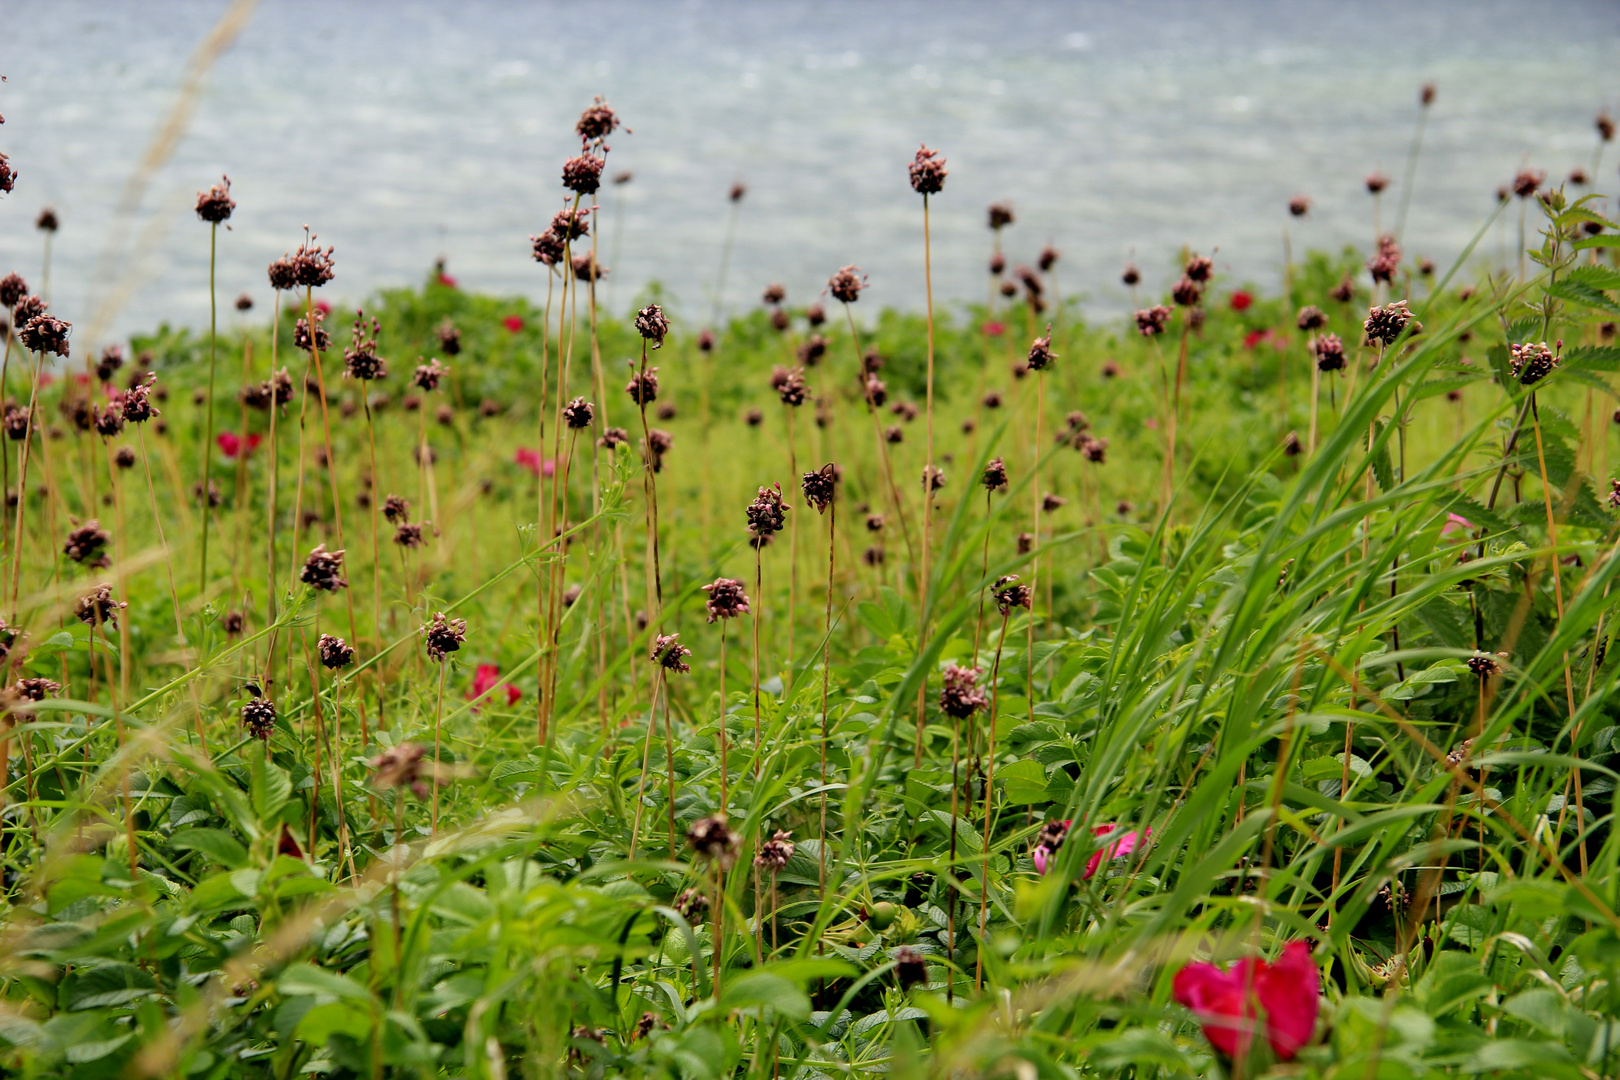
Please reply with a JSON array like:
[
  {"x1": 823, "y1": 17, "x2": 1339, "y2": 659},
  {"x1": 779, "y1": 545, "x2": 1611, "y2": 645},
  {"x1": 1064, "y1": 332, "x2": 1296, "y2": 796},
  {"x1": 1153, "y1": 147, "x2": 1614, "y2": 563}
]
[{"x1": 0, "y1": 88, "x2": 1617, "y2": 1079}]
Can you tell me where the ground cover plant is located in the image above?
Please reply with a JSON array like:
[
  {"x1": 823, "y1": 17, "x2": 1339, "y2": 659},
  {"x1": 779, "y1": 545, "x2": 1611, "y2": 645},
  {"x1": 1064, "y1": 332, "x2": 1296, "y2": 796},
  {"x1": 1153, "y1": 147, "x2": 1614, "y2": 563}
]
[{"x1": 0, "y1": 90, "x2": 1619, "y2": 1079}]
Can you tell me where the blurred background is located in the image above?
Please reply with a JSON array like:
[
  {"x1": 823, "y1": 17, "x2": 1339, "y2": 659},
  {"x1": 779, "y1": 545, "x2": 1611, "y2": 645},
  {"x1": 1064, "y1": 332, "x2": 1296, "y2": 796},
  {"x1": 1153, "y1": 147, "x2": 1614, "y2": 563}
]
[{"x1": 1, "y1": 0, "x2": 1616, "y2": 345}]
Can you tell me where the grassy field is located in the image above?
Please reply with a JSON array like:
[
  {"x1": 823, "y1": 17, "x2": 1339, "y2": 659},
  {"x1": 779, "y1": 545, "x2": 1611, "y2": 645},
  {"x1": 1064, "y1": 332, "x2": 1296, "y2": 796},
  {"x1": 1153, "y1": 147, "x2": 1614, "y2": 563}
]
[{"x1": 0, "y1": 114, "x2": 1619, "y2": 1079}]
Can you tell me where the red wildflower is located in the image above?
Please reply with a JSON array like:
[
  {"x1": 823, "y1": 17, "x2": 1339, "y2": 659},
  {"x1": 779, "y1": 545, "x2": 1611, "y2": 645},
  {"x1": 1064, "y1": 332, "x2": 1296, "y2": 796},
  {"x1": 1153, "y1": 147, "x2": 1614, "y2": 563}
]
[
  {"x1": 503, "y1": 314, "x2": 524, "y2": 333},
  {"x1": 1242, "y1": 329, "x2": 1266, "y2": 349},
  {"x1": 219, "y1": 431, "x2": 264, "y2": 458},
  {"x1": 515, "y1": 447, "x2": 555, "y2": 478},
  {"x1": 315, "y1": 299, "x2": 332, "y2": 317},
  {"x1": 437, "y1": 273, "x2": 459, "y2": 288},
  {"x1": 1172, "y1": 941, "x2": 1319, "y2": 1063},
  {"x1": 1230, "y1": 290, "x2": 1253, "y2": 311},
  {"x1": 467, "y1": 663, "x2": 522, "y2": 708},
  {"x1": 983, "y1": 321, "x2": 1005, "y2": 338}
]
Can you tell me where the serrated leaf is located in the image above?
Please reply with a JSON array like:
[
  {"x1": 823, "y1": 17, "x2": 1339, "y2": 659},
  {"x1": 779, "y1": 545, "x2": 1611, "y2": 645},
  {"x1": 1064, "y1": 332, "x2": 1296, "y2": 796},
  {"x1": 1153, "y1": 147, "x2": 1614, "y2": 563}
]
[
  {"x1": 169, "y1": 828, "x2": 248, "y2": 870},
  {"x1": 249, "y1": 754, "x2": 291, "y2": 823},
  {"x1": 1547, "y1": 279, "x2": 1620, "y2": 316}
]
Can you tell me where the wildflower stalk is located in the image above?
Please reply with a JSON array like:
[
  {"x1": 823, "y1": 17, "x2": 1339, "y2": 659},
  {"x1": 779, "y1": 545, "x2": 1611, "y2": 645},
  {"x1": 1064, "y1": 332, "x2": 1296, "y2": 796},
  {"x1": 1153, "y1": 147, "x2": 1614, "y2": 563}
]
[
  {"x1": 842, "y1": 302, "x2": 914, "y2": 563},
  {"x1": 918, "y1": 192, "x2": 937, "y2": 768},
  {"x1": 818, "y1": 496, "x2": 835, "y2": 895},
  {"x1": 199, "y1": 221, "x2": 218, "y2": 592},
  {"x1": 660, "y1": 668, "x2": 677, "y2": 858},
  {"x1": 535, "y1": 267, "x2": 554, "y2": 747},
  {"x1": 266, "y1": 293, "x2": 282, "y2": 637},
  {"x1": 976, "y1": 609, "x2": 1012, "y2": 992},
  {"x1": 431, "y1": 657, "x2": 446, "y2": 837}
]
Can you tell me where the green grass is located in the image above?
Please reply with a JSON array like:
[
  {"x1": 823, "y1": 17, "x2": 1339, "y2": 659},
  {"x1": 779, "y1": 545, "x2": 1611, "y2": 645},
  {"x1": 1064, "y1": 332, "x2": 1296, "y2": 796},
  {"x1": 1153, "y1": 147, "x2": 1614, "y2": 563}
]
[{"x1": 0, "y1": 187, "x2": 1618, "y2": 1080}]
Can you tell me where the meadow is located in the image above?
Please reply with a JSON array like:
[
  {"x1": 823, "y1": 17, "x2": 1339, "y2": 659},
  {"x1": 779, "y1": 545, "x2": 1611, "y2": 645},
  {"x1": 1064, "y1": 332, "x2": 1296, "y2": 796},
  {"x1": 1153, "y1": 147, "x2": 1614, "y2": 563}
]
[{"x1": 0, "y1": 95, "x2": 1618, "y2": 1079}]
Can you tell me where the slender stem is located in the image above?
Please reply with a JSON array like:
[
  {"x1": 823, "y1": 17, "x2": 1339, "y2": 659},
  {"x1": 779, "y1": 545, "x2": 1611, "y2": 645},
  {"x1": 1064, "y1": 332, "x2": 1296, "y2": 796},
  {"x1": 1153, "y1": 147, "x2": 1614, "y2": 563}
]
[
  {"x1": 200, "y1": 222, "x2": 218, "y2": 592},
  {"x1": 432, "y1": 660, "x2": 446, "y2": 837},
  {"x1": 818, "y1": 498, "x2": 835, "y2": 896},
  {"x1": 917, "y1": 193, "x2": 936, "y2": 767},
  {"x1": 976, "y1": 611, "x2": 1011, "y2": 992}
]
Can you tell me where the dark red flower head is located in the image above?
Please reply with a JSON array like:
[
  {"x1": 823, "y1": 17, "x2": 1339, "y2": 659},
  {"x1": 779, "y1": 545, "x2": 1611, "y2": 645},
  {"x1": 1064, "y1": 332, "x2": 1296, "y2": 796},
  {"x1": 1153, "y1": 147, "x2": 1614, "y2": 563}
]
[
  {"x1": 195, "y1": 175, "x2": 235, "y2": 224},
  {"x1": 745, "y1": 483, "x2": 790, "y2": 537},
  {"x1": 987, "y1": 202, "x2": 1014, "y2": 230},
  {"x1": 1288, "y1": 194, "x2": 1311, "y2": 217},
  {"x1": 635, "y1": 304, "x2": 669, "y2": 349},
  {"x1": 908, "y1": 144, "x2": 947, "y2": 195},
  {"x1": 576, "y1": 96, "x2": 622, "y2": 145},
  {"x1": 828, "y1": 265, "x2": 866, "y2": 304},
  {"x1": 651, "y1": 633, "x2": 692, "y2": 674},
  {"x1": 562, "y1": 153, "x2": 604, "y2": 194},
  {"x1": 701, "y1": 577, "x2": 750, "y2": 622}
]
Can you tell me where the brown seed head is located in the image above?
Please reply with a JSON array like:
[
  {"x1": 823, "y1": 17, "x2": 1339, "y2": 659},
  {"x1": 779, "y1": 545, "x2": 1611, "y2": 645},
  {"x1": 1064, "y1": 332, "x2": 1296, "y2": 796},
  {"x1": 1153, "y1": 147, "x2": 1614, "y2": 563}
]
[
  {"x1": 982, "y1": 457, "x2": 1008, "y2": 492},
  {"x1": 646, "y1": 428, "x2": 673, "y2": 472},
  {"x1": 421, "y1": 611, "x2": 468, "y2": 662},
  {"x1": 371, "y1": 742, "x2": 431, "y2": 800},
  {"x1": 1363, "y1": 300, "x2": 1420, "y2": 347},
  {"x1": 562, "y1": 153, "x2": 604, "y2": 194},
  {"x1": 300, "y1": 544, "x2": 347, "y2": 592},
  {"x1": 909, "y1": 144, "x2": 947, "y2": 195},
  {"x1": 563, "y1": 396, "x2": 595, "y2": 429},
  {"x1": 0, "y1": 273, "x2": 27, "y2": 309},
  {"x1": 686, "y1": 814, "x2": 739, "y2": 868},
  {"x1": 1296, "y1": 305, "x2": 1326, "y2": 331},
  {"x1": 1508, "y1": 341, "x2": 1559, "y2": 387},
  {"x1": 74, "y1": 582, "x2": 125, "y2": 628},
  {"x1": 64, "y1": 521, "x2": 111, "y2": 567},
  {"x1": 994, "y1": 574, "x2": 1033, "y2": 615},
  {"x1": 1288, "y1": 194, "x2": 1311, "y2": 217},
  {"x1": 318, "y1": 633, "x2": 356, "y2": 669},
  {"x1": 576, "y1": 96, "x2": 621, "y2": 144},
  {"x1": 1365, "y1": 171, "x2": 1390, "y2": 195},
  {"x1": 625, "y1": 367, "x2": 659, "y2": 406},
  {"x1": 651, "y1": 633, "x2": 692, "y2": 674},
  {"x1": 635, "y1": 303, "x2": 669, "y2": 348},
  {"x1": 241, "y1": 696, "x2": 277, "y2": 742},
  {"x1": 1134, "y1": 305, "x2": 1171, "y2": 337},
  {"x1": 939, "y1": 664, "x2": 988, "y2": 719},
  {"x1": 801, "y1": 463, "x2": 837, "y2": 512},
  {"x1": 1512, "y1": 168, "x2": 1545, "y2": 198},
  {"x1": 1312, "y1": 333, "x2": 1347, "y2": 372},
  {"x1": 745, "y1": 483, "x2": 790, "y2": 536},
  {"x1": 19, "y1": 313, "x2": 71, "y2": 357},
  {"x1": 195, "y1": 176, "x2": 235, "y2": 224},
  {"x1": 702, "y1": 577, "x2": 751, "y2": 623},
  {"x1": 756, "y1": 829, "x2": 795, "y2": 871}
]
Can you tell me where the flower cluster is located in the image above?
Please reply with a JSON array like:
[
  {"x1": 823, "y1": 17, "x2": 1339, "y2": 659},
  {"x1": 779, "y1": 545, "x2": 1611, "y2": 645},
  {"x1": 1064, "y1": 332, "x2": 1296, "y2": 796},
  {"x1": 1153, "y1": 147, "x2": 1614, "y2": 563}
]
[
  {"x1": 422, "y1": 611, "x2": 468, "y2": 661},
  {"x1": 938, "y1": 664, "x2": 988, "y2": 719},
  {"x1": 701, "y1": 577, "x2": 750, "y2": 622}
]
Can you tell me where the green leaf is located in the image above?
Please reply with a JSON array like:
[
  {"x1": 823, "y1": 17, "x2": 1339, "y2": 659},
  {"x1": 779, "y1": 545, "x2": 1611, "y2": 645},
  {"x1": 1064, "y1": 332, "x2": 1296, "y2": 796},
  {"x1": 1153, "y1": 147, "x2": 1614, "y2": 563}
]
[
  {"x1": 169, "y1": 828, "x2": 249, "y2": 869},
  {"x1": 277, "y1": 962, "x2": 375, "y2": 1004},
  {"x1": 249, "y1": 753, "x2": 292, "y2": 823},
  {"x1": 996, "y1": 759, "x2": 1050, "y2": 805},
  {"x1": 718, "y1": 972, "x2": 810, "y2": 1021}
]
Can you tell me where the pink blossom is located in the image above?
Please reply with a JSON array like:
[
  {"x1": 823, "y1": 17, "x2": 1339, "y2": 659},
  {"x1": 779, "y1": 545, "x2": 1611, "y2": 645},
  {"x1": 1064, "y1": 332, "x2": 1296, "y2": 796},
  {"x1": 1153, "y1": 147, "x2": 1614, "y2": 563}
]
[
  {"x1": 1441, "y1": 512, "x2": 1475, "y2": 538},
  {"x1": 503, "y1": 314, "x2": 524, "y2": 333},
  {"x1": 983, "y1": 321, "x2": 1005, "y2": 338},
  {"x1": 515, "y1": 448, "x2": 555, "y2": 478},
  {"x1": 437, "y1": 273, "x2": 459, "y2": 288},
  {"x1": 315, "y1": 299, "x2": 332, "y2": 317},
  {"x1": 1172, "y1": 941, "x2": 1319, "y2": 1062},
  {"x1": 467, "y1": 663, "x2": 521, "y2": 709},
  {"x1": 1083, "y1": 825, "x2": 1148, "y2": 879},
  {"x1": 1230, "y1": 290, "x2": 1253, "y2": 311}
]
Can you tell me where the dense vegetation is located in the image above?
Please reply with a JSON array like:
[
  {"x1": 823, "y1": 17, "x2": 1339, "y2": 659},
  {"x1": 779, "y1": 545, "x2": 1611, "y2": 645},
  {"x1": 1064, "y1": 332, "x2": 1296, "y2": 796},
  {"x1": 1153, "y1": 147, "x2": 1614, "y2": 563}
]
[{"x1": 1, "y1": 100, "x2": 1619, "y2": 1079}]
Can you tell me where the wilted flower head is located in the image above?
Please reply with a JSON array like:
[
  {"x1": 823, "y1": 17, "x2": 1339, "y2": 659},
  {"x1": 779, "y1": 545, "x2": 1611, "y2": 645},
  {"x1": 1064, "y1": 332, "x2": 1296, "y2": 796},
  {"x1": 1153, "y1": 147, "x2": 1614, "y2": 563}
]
[
  {"x1": 1027, "y1": 324, "x2": 1056, "y2": 371},
  {"x1": 412, "y1": 358, "x2": 447, "y2": 392},
  {"x1": 1365, "y1": 171, "x2": 1390, "y2": 195},
  {"x1": 729, "y1": 181, "x2": 747, "y2": 202},
  {"x1": 1366, "y1": 234, "x2": 1402, "y2": 284},
  {"x1": 531, "y1": 230, "x2": 565, "y2": 266},
  {"x1": 563, "y1": 396, "x2": 595, "y2": 429},
  {"x1": 114, "y1": 446, "x2": 136, "y2": 469},
  {"x1": 1171, "y1": 277, "x2": 1202, "y2": 308},
  {"x1": 394, "y1": 523, "x2": 425, "y2": 548},
  {"x1": 702, "y1": 577, "x2": 751, "y2": 622},
  {"x1": 697, "y1": 328, "x2": 715, "y2": 353},
  {"x1": 241, "y1": 696, "x2": 277, "y2": 742},
  {"x1": 1039, "y1": 243, "x2": 1060, "y2": 272},
  {"x1": 576, "y1": 96, "x2": 621, "y2": 144},
  {"x1": 981, "y1": 457, "x2": 1009, "y2": 492},
  {"x1": 343, "y1": 313, "x2": 387, "y2": 381},
  {"x1": 646, "y1": 428, "x2": 673, "y2": 472},
  {"x1": 651, "y1": 633, "x2": 692, "y2": 674},
  {"x1": 1081, "y1": 435, "x2": 1109, "y2": 463},
  {"x1": 289, "y1": 230, "x2": 336, "y2": 288},
  {"x1": 421, "y1": 611, "x2": 468, "y2": 662},
  {"x1": 1288, "y1": 194, "x2": 1311, "y2": 217},
  {"x1": 599, "y1": 425, "x2": 629, "y2": 449},
  {"x1": 1135, "y1": 305, "x2": 1171, "y2": 337},
  {"x1": 746, "y1": 483, "x2": 790, "y2": 537},
  {"x1": 1184, "y1": 253, "x2": 1214, "y2": 282},
  {"x1": 625, "y1": 367, "x2": 659, "y2": 406},
  {"x1": 1509, "y1": 341, "x2": 1559, "y2": 386},
  {"x1": 1312, "y1": 333, "x2": 1347, "y2": 372},
  {"x1": 371, "y1": 742, "x2": 431, "y2": 800},
  {"x1": 1296, "y1": 305, "x2": 1326, "y2": 331},
  {"x1": 687, "y1": 814, "x2": 740, "y2": 868},
  {"x1": 894, "y1": 946, "x2": 928, "y2": 990},
  {"x1": 93, "y1": 403, "x2": 124, "y2": 439},
  {"x1": 267, "y1": 255, "x2": 297, "y2": 291},
  {"x1": 195, "y1": 175, "x2": 235, "y2": 223},
  {"x1": 908, "y1": 144, "x2": 947, "y2": 195},
  {"x1": 571, "y1": 252, "x2": 606, "y2": 281},
  {"x1": 0, "y1": 153, "x2": 15, "y2": 195},
  {"x1": 1363, "y1": 300, "x2": 1420, "y2": 347},
  {"x1": 797, "y1": 333, "x2": 828, "y2": 367},
  {"x1": 994, "y1": 574, "x2": 1033, "y2": 616},
  {"x1": 19, "y1": 313, "x2": 71, "y2": 357},
  {"x1": 64, "y1": 521, "x2": 111, "y2": 567},
  {"x1": 317, "y1": 633, "x2": 355, "y2": 669},
  {"x1": 1121, "y1": 263, "x2": 1141, "y2": 287},
  {"x1": 293, "y1": 310, "x2": 329, "y2": 354},
  {"x1": 550, "y1": 207, "x2": 590, "y2": 242},
  {"x1": 561, "y1": 153, "x2": 604, "y2": 194},
  {"x1": 0, "y1": 273, "x2": 27, "y2": 310},
  {"x1": 806, "y1": 302, "x2": 826, "y2": 326},
  {"x1": 775, "y1": 366, "x2": 807, "y2": 407},
  {"x1": 74, "y1": 583, "x2": 125, "y2": 628},
  {"x1": 121, "y1": 373, "x2": 161, "y2": 424},
  {"x1": 95, "y1": 344, "x2": 125, "y2": 382},
  {"x1": 300, "y1": 544, "x2": 347, "y2": 592},
  {"x1": 756, "y1": 830, "x2": 795, "y2": 871},
  {"x1": 939, "y1": 664, "x2": 988, "y2": 719},
  {"x1": 802, "y1": 462, "x2": 837, "y2": 512},
  {"x1": 827, "y1": 264, "x2": 867, "y2": 305},
  {"x1": 635, "y1": 303, "x2": 669, "y2": 349},
  {"x1": 1511, "y1": 167, "x2": 1545, "y2": 198},
  {"x1": 1467, "y1": 652, "x2": 1503, "y2": 678},
  {"x1": 674, "y1": 888, "x2": 708, "y2": 919},
  {"x1": 921, "y1": 464, "x2": 946, "y2": 493}
]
